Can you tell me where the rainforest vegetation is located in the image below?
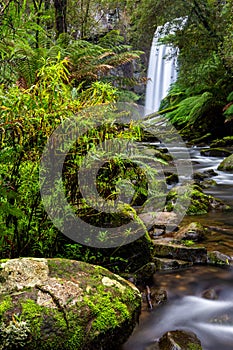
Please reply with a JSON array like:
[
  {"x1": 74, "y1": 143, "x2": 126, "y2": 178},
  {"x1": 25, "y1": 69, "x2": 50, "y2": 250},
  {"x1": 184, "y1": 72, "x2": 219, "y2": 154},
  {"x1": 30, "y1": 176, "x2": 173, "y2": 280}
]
[{"x1": 0, "y1": 0, "x2": 233, "y2": 270}]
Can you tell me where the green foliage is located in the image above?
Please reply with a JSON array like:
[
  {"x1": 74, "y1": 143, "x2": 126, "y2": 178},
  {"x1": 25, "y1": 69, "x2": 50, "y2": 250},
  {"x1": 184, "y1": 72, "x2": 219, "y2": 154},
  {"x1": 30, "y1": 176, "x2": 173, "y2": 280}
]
[
  {"x1": 223, "y1": 91, "x2": 233, "y2": 119},
  {"x1": 129, "y1": 0, "x2": 233, "y2": 138},
  {"x1": 0, "y1": 55, "x2": 124, "y2": 258},
  {"x1": 162, "y1": 90, "x2": 220, "y2": 131}
]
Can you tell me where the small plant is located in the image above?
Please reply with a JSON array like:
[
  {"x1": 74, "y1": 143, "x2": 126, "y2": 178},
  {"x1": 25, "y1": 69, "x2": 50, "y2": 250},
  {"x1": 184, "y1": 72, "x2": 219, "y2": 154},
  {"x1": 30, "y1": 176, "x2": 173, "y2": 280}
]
[
  {"x1": 181, "y1": 239, "x2": 195, "y2": 247},
  {"x1": 0, "y1": 316, "x2": 30, "y2": 350}
]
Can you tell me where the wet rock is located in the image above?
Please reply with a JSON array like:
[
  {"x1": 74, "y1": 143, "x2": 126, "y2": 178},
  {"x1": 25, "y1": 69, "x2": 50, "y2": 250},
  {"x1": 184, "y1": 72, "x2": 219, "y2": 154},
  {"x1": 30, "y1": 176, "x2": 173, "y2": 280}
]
[
  {"x1": 145, "y1": 343, "x2": 160, "y2": 350},
  {"x1": 203, "y1": 169, "x2": 218, "y2": 177},
  {"x1": 164, "y1": 172, "x2": 179, "y2": 185},
  {"x1": 207, "y1": 251, "x2": 231, "y2": 266},
  {"x1": 153, "y1": 257, "x2": 193, "y2": 271},
  {"x1": 151, "y1": 228, "x2": 165, "y2": 239},
  {"x1": 189, "y1": 133, "x2": 211, "y2": 145},
  {"x1": 158, "y1": 330, "x2": 202, "y2": 350},
  {"x1": 0, "y1": 258, "x2": 141, "y2": 350},
  {"x1": 134, "y1": 263, "x2": 156, "y2": 285},
  {"x1": 218, "y1": 153, "x2": 233, "y2": 171},
  {"x1": 210, "y1": 136, "x2": 233, "y2": 147},
  {"x1": 142, "y1": 286, "x2": 167, "y2": 310},
  {"x1": 192, "y1": 172, "x2": 209, "y2": 182},
  {"x1": 200, "y1": 148, "x2": 232, "y2": 157},
  {"x1": 150, "y1": 287, "x2": 167, "y2": 306},
  {"x1": 139, "y1": 212, "x2": 178, "y2": 235},
  {"x1": 173, "y1": 222, "x2": 206, "y2": 242},
  {"x1": 201, "y1": 288, "x2": 218, "y2": 300},
  {"x1": 200, "y1": 179, "x2": 217, "y2": 189},
  {"x1": 152, "y1": 240, "x2": 207, "y2": 263}
]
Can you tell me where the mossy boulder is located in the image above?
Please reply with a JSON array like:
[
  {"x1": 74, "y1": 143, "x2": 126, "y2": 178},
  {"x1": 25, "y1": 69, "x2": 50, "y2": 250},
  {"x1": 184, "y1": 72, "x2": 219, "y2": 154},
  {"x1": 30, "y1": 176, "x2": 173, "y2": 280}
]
[
  {"x1": 166, "y1": 184, "x2": 229, "y2": 215},
  {"x1": 164, "y1": 172, "x2": 179, "y2": 185},
  {"x1": 210, "y1": 136, "x2": 233, "y2": 147},
  {"x1": 152, "y1": 240, "x2": 207, "y2": 263},
  {"x1": 217, "y1": 154, "x2": 233, "y2": 171},
  {"x1": 158, "y1": 330, "x2": 202, "y2": 350},
  {"x1": 0, "y1": 258, "x2": 141, "y2": 350}
]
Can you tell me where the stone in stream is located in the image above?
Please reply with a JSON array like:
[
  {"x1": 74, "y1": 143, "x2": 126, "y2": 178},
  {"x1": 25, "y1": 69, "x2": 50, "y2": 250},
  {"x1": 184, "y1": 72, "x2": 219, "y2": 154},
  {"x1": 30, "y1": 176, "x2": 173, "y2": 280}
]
[
  {"x1": 200, "y1": 148, "x2": 232, "y2": 157},
  {"x1": 164, "y1": 172, "x2": 179, "y2": 185},
  {"x1": 158, "y1": 330, "x2": 202, "y2": 350},
  {"x1": 0, "y1": 258, "x2": 141, "y2": 350},
  {"x1": 199, "y1": 179, "x2": 217, "y2": 189},
  {"x1": 139, "y1": 212, "x2": 178, "y2": 236},
  {"x1": 153, "y1": 257, "x2": 193, "y2": 270},
  {"x1": 172, "y1": 222, "x2": 207, "y2": 242},
  {"x1": 134, "y1": 262, "x2": 156, "y2": 285},
  {"x1": 217, "y1": 153, "x2": 233, "y2": 171},
  {"x1": 210, "y1": 136, "x2": 233, "y2": 147},
  {"x1": 152, "y1": 240, "x2": 207, "y2": 263},
  {"x1": 201, "y1": 288, "x2": 218, "y2": 300},
  {"x1": 207, "y1": 250, "x2": 232, "y2": 266}
]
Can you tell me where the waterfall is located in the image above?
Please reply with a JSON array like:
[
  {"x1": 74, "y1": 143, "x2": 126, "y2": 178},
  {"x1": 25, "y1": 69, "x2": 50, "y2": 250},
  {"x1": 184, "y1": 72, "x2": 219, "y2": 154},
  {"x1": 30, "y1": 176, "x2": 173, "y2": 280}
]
[{"x1": 145, "y1": 18, "x2": 187, "y2": 114}]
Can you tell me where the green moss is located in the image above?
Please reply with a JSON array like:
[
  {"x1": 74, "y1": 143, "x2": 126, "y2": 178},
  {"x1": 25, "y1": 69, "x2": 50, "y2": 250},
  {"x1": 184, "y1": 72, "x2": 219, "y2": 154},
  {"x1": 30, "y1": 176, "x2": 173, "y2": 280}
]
[
  {"x1": 187, "y1": 343, "x2": 202, "y2": 350},
  {"x1": 21, "y1": 299, "x2": 43, "y2": 339},
  {"x1": 66, "y1": 326, "x2": 84, "y2": 348},
  {"x1": 0, "y1": 259, "x2": 9, "y2": 264},
  {"x1": 47, "y1": 258, "x2": 81, "y2": 279},
  {"x1": 84, "y1": 289, "x2": 130, "y2": 336},
  {"x1": 207, "y1": 252, "x2": 230, "y2": 266},
  {"x1": 218, "y1": 154, "x2": 233, "y2": 171},
  {"x1": 0, "y1": 296, "x2": 12, "y2": 319},
  {"x1": 210, "y1": 136, "x2": 233, "y2": 147}
]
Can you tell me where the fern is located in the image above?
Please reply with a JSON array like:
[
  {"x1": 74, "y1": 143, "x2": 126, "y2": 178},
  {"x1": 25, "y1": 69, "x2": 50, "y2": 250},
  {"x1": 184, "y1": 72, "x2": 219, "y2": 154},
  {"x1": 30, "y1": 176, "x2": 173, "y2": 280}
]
[{"x1": 164, "y1": 92, "x2": 214, "y2": 126}]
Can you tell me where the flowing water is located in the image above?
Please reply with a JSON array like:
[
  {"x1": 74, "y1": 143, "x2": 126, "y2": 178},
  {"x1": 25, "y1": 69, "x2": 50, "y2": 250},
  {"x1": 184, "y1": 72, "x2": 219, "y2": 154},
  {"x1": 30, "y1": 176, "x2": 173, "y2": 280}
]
[
  {"x1": 145, "y1": 18, "x2": 187, "y2": 114},
  {"x1": 122, "y1": 147, "x2": 233, "y2": 350}
]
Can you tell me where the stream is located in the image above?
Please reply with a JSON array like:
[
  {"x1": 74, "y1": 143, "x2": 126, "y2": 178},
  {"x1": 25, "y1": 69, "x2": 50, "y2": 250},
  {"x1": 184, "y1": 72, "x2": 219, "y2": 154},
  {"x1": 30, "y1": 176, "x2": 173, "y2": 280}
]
[{"x1": 122, "y1": 146, "x2": 233, "y2": 350}]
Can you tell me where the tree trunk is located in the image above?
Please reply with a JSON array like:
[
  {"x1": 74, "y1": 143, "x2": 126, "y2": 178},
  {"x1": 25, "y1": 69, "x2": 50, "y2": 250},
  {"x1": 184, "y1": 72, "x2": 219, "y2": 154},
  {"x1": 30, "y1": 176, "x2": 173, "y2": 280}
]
[{"x1": 54, "y1": 0, "x2": 67, "y2": 39}]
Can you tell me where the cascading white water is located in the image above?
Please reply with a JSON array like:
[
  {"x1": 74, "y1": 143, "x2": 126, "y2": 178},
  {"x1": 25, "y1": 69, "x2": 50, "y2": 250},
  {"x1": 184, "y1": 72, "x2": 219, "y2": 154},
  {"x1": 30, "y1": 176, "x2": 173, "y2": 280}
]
[{"x1": 145, "y1": 18, "x2": 187, "y2": 114}]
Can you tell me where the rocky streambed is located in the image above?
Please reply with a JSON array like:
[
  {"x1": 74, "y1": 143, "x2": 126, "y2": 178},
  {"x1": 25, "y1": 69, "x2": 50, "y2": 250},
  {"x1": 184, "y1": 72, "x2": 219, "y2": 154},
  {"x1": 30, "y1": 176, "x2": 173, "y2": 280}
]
[
  {"x1": 1, "y1": 144, "x2": 233, "y2": 350},
  {"x1": 122, "y1": 144, "x2": 233, "y2": 350}
]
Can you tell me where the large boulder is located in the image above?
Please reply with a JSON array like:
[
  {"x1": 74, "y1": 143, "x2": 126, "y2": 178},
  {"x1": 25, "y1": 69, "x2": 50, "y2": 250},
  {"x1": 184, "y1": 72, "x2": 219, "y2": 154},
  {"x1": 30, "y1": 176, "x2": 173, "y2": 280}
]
[
  {"x1": 0, "y1": 258, "x2": 141, "y2": 350},
  {"x1": 218, "y1": 153, "x2": 233, "y2": 171}
]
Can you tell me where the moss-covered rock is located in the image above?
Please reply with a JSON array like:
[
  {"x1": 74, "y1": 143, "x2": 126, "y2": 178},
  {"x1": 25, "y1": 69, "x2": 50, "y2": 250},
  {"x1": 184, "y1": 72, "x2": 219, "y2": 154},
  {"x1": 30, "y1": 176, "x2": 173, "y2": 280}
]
[
  {"x1": 210, "y1": 136, "x2": 233, "y2": 147},
  {"x1": 0, "y1": 258, "x2": 141, "y2": 350},
  {"x1": 152, "y1": 240, "x2": 207, "y2": 263},
  {"x1": 166, "y1": 184, "x2": 230, "y2": 215},
  {"x1": 164, "y1": 172, "x2": 179, "y2": 185},
  {"x1": 158, "y1": 330, "x2": 202, "y2": 350},
  {"x1": 207, "y1": 251, "x2": 231, "y2": 266},
  {"x1": 217, "y1": 154, "x2": 233, "y2": 171}
]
